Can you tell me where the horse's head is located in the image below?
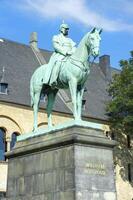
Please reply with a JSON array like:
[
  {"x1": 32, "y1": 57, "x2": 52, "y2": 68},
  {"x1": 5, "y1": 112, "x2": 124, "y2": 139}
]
[{"x1": 87, "y1": 28, "x2": 102, "y2": 58}]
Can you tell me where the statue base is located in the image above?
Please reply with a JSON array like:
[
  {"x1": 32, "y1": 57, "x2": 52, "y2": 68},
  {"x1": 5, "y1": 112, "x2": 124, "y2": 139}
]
[
  {"x1": 17, "y1": 120, "x2": 104, "y2": 141},
  {"x1": 6, "y1": 125, "x2": 117, "y2": 200}
]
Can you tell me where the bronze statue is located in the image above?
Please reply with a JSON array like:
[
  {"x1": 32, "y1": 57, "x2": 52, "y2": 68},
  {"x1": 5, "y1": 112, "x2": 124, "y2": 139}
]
[
  {"x1": 30, "y1": 25, "x2": 102, "y2": 132},
  {"x1": 43, "y1": 22, "x2": 76, "y2": 86}
]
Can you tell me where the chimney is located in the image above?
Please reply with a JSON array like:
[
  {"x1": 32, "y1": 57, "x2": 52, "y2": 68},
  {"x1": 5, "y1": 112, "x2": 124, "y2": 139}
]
[
  {"x1": 29, "y1": 32, "x2": 46, "y2": 65},
  {"x1": 99, "y1": 55, "x2": 111, "y2": 81},
  {"x1": 30, "y1": 32, "x2": 38, "y2": 50}
]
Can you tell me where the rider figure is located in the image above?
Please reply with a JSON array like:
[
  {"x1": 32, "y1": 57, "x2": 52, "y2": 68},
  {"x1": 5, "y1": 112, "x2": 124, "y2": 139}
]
[{"x1": 48, "y1": 22, "x2": 76, "y2": 86}]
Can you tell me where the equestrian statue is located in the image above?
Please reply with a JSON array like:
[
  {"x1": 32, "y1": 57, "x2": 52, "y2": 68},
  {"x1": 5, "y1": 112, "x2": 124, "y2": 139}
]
[{"x1": 30, "y1": 23, "x2": 102, "y2": 132}]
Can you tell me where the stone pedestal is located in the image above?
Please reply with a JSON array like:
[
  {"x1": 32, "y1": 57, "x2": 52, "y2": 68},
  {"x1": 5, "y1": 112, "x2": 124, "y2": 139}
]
[{"x1": 6, "y1": 125, "x2": 117, "y2": 200}]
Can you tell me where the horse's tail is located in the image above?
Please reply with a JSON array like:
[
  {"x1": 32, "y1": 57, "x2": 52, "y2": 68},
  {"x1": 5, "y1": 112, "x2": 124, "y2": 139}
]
[{"x1": 30, "y1": 76, "x2": 34, "y2": 108}]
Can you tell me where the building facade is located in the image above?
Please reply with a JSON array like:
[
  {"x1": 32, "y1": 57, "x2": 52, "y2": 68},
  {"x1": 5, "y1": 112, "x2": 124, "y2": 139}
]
[{"x1": 0, "y1": 33, "x2": 132, "y2": 199}]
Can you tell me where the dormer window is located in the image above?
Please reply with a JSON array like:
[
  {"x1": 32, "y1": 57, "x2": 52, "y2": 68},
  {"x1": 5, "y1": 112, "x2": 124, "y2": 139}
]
[
  {"x1": 40, "y1": 93, "x2": 46, "y2": 102},
  {"x1": 0, "y1": 39, "x2": 4, "y2": 43},
  {"x1": 0, "y1": 83, "x2": 8, "y2": 94},
  {"x1": 82, "y1": 99, "x2": 86, "y2": 110}
]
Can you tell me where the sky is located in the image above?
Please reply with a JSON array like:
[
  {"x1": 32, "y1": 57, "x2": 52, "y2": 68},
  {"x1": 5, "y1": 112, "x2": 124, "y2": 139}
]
[{"x1": 0, "y1": 0, "x2": 133, "y2": 69}]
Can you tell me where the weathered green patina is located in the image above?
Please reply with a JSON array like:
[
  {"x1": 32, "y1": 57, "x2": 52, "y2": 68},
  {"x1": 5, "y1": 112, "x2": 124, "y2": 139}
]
[
  {"x1": 44, "y1": 23, "x2": 76, "y2": 86},
  {"x1": 30, "y1": 25, "x2": 102, "y2": 132},
  {"x1": 17, "y1": 120, "x2": 104, "y2": 141}
]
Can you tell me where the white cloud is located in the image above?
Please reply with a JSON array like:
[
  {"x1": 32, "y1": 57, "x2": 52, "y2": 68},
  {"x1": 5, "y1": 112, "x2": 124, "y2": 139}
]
[
  {"x1": 6, "y1": 0, "x2": 133, "y2": 32},
  {"x1": 122, "y1": 0, "x2": 133, "y2": 15}
]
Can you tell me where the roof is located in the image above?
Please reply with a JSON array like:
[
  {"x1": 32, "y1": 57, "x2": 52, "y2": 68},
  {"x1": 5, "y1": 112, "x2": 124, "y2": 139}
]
[{"x1": 0, "y1": 38, "x2": 120, "y2": 121}]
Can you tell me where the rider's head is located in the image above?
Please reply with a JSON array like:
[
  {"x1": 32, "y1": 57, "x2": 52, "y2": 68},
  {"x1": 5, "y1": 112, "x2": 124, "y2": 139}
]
[{"x1": 60, "y1": 23, "x2": 69, "y2": 36}]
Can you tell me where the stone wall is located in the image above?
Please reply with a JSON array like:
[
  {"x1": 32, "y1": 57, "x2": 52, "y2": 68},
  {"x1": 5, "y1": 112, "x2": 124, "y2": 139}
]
[
  {"x1": 0, "y1": 102, "x2": 133, "y2": 199},
  {"x1": 113, "y1": 133, "x2": 133, "y2": 200},
  {"x1": 0, "y1": 162, "x2": 8, "y2": 192},
  {"x1": 0, "y1": 102, "x2": 72, "y2": 135},
  {"x1": 6, "y1": 126, "x2": 117, "y2": 200}
]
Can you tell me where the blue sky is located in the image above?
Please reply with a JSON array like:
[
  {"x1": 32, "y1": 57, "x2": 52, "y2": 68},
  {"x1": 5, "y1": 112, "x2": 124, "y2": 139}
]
[{"x1": 0, "y1": 0, "x2": 133, "y2": 69}]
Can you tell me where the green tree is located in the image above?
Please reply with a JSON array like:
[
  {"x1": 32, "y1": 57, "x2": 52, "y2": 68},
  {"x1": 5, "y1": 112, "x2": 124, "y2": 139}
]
[{"x1": 107, "y1": 51, "x2": 133, "y2": 135}]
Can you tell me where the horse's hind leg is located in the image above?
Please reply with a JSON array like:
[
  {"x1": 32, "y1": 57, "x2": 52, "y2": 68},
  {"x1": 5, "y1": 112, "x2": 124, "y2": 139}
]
[
  {"x1": 69, "y1": 79, "x2": 78, "y2": 120},
  {"x1": 77, "y1": 86, "x2": 84, "y2": 121},
  {"x1": 46, "y1": 89, "x2": 58, "y2": 128},
  {"x1": 33, "y1": 89, "x2": 41, "y2": 132}
]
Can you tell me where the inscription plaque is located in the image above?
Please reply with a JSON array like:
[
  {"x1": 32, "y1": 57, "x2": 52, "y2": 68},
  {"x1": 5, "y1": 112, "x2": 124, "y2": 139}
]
[{"x1": 85, "y1": 162, "x2": 106, "y2": 175}]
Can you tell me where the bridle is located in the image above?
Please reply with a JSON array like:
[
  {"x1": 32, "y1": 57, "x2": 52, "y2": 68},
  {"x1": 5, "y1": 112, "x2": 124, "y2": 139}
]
[
  {"x1": 69, "y1": 57, "x2": 87, "y2": 71},
  {"x1": 68, "y1": 34, "x2": 99, "y2": 71}
]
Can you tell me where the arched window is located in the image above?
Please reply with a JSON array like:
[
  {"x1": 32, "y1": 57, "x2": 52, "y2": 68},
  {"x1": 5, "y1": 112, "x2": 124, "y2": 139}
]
[
  {"x1": 10, "y1": 132, "x2": 19, "y2": 150},
  {"x1": 127, "y1": 163, "x2": 132, "y2": 182},
  {"x1": 0, "y1": 128, "x2": 6, "y2": 161},
  {"x1": 127, "y1": 135, "x2": 131, "y2": 148}
]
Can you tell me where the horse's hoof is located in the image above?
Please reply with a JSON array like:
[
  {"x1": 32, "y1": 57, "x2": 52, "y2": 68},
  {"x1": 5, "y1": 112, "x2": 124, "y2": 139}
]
[
  {"x1": 75, "y1": 118, "x2": 82, "y2": 124},
  {"x1": 32, "y1": 128, "x2": 38, "y2": 134},
  {"x1": 48, "y1": 125, "x2": 53, "y2": 130}
]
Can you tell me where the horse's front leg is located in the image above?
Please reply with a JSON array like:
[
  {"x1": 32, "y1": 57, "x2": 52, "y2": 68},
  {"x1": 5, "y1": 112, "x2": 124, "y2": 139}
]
[
  {"x1": 47, "y1": 89, "x2": 58, "y2": 129},
  {"x1": 33, "y1": 90, "x2": 41, "y2": 132},
  {"x1": 69, "y1": 79, "x2": 78, "y2": 120},
  {"x1": 77, "y1": 86, "x2": 84, "y2": 121}
]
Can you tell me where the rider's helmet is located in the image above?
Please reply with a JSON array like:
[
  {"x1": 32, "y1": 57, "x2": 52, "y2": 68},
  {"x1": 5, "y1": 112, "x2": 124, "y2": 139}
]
[{"x1": 60, "y1": 23, "x2": 69, "y2": 32}]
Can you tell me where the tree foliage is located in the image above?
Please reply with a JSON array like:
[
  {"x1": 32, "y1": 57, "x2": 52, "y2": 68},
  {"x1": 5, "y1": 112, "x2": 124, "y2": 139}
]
[{"x1": 107, "y1": 51, "x2": 133, "y2": 135}]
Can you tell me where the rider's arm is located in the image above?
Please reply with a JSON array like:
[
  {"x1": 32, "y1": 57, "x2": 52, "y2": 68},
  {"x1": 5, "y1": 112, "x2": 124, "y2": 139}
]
[
  {"x1": 53, "y1": 36, "x2": 67, "y2": 56},
  {"x1": 70, "y1": 39, "x2": 76, "y2": 54}
]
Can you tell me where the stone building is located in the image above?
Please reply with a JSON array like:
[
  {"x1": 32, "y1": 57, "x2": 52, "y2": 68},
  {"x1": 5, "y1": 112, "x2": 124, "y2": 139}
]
[{"x1": 0, "y1": 33, "x2": 132, "y2": 199}]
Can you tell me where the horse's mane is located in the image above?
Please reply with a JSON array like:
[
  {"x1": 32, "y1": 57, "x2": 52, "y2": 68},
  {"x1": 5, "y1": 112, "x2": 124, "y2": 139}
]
[{"x1": 77, "y1": 31, "x2": 91, "y2": 48}]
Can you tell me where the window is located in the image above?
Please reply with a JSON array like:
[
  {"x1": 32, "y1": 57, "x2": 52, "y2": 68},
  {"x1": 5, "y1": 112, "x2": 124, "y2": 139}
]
[
  {"x1": 0, "y1": 128, "x2": 6, "y2": 161},
  {"x1": 40, "y1": 93, "x2": 46, "y2": 102},
  {"x1": 0, "y1": 192, "x2": 6, "y2": 198},
  {"x1": 127, "y1": 164, "x2": 132, "y2": 182},
  {"x1": 84, "y1": 87, "x2": 87, "y2": 92},
  {"x1": 127, "y1": 135, "x2": 131, "y2": 148},
  {"x1": 105, "y1": 131, "x2": 109, "y2": 138},
  {"x1": 111, "y1": 132, "x2": 115, "y2": 140},
  {"x1": 0, "y1": 83, "x2": 8, "y2": 94},
  {"x1": 82, "y1": 99, "x2": 86, "y2": 110},
  {"x1": 10, "y1": 132, "x2": 18, "y2": 150}
]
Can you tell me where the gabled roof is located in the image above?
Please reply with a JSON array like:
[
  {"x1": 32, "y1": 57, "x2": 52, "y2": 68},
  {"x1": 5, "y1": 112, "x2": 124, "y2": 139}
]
[
  {"x1": 0, "y1": 38, "x2": 75, "y2": 113},
  {"x1": 0, "y1": 38, "x2": 120, "y2": 121}
]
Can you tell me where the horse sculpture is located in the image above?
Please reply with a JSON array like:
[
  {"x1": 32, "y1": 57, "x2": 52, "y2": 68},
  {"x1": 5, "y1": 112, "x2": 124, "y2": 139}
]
[{"x1": 30, "y1": 28, "x2": 102, "y2": 131}]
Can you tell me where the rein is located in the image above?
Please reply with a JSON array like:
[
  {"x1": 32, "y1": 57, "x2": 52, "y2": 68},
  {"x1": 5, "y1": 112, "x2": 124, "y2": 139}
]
[
  {"x1": 69, "y1": 57, "x2": 87, "y2": 71},
  {"x1": 90, "y1": 56, "x2": 97, "y2": 68},
  {"x1": 69, "y1": 56, "x2": 97, "y2": 72},
  {"x1": 69, "y1": 38, "x2": 98, "y2": 71}
]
